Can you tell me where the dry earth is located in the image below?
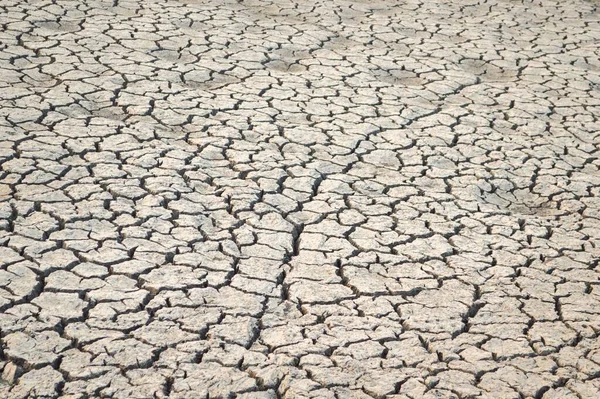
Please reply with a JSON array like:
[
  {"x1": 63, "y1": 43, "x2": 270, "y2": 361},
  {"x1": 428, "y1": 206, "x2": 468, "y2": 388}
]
[{"x1": 1, "y1": 0, "x2": 600, "y2": 398}]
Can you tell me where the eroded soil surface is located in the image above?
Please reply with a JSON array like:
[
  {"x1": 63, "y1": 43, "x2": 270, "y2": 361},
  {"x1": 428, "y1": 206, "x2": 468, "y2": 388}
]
[{"x1": 1, "y1": 0, "x2": 600, "y2": 398}]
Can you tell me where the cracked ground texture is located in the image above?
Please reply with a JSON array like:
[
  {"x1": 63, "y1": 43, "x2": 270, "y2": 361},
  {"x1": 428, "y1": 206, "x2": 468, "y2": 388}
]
[{"x1": 0, "y1": 0, "x2": 599, "y2": 397}]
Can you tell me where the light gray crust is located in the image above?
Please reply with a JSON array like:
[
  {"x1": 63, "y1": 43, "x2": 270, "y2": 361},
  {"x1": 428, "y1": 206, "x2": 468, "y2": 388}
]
[{"x1": 0, "y1": 0, "x2": 599, "y2": 398}]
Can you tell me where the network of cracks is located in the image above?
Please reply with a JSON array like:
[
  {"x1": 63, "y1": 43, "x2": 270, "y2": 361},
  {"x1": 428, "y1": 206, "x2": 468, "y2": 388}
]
[{"x1": 0, "y1": 0, "x2": 599, "y2": 398}]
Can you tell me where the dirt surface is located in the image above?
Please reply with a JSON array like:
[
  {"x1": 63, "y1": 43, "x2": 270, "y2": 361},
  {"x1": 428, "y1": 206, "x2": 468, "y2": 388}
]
[{"x1": 1, "y1": 0, "x2": 600, "y2": 398}]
